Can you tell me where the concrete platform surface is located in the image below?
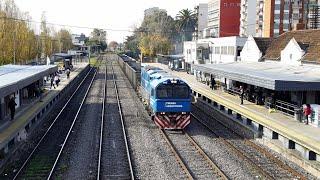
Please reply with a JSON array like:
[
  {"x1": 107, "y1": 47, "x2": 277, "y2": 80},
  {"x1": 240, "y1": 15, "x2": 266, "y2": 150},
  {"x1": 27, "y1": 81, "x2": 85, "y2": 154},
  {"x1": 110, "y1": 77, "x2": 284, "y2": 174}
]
[
  {"x1": 145, "y1": 63, "x2": 320, "y2": 155},
  {"x1": 0, "y1": 63, "x2": 89, "y2": 149}
]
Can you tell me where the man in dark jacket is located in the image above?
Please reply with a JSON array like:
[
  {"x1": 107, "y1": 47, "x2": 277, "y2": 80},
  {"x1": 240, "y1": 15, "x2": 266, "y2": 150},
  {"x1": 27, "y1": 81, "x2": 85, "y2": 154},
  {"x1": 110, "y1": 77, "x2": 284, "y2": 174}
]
[
  {"x1": 8, "y1": 97, "x2": 17, "y2": 120},
  {"x1": 240, "y1": 86, "x2": 244, "y2": 105}
]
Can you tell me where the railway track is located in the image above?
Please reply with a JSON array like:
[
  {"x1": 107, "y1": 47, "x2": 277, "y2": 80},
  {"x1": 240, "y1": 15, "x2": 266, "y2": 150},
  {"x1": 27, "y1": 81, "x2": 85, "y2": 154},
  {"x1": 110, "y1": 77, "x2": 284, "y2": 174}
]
[
  {"x1": 160, "y1": 129, "x2": 228, "y2": 180},
  {"x1": 192, "y1": 105, "x2": 306, "y2": 180},
  {"x1": 97, "y1": 56, "x2": 134, "y2": 179},
  {"x1": 13, "y1": 67, "x2": 96, "y2": 180}
]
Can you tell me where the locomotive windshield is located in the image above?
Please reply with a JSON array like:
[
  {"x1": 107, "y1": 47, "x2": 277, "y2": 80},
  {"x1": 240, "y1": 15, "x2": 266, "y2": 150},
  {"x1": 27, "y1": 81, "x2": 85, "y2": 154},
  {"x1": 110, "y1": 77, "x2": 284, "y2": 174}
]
[{"x1": 156, "y1": 84, "x2": 189, "y2": 99}]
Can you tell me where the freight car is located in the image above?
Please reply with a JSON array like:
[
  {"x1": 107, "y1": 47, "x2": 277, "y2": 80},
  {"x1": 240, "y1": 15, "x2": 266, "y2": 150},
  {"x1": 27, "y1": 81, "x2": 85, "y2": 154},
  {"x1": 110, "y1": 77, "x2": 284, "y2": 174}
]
[{"x1": 118, "y1": 54, "x2": 141, "y2": 89}]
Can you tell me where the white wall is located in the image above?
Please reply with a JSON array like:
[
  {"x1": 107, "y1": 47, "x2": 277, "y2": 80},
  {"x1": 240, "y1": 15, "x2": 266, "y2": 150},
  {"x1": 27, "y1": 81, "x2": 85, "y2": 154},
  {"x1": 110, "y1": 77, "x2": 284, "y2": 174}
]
[
  {"x1": 184, "y1": 41, "x2": 197, "y2": 64},
  {"x1": 280, "y1": 38, "x2": 304, "y2": 66},
  {"x1": 184, "y1": 36, "x2": 247, "y2": 65},
  {"x1": 240, "y1": 36, "x2": 262, "y2": 62},
  {"x1": 207, "y1": 36, "x2": 247, "y2": 64}
]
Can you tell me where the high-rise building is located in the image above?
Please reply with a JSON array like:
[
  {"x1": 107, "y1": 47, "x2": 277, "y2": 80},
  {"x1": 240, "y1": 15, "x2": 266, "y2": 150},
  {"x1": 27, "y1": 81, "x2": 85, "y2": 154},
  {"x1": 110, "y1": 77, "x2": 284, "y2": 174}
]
[
  {"x1": 308, "y1": 0, "x2": 320, "y2": 29},
  {"x1": 260, "y1": 0, "x2": 310, "y2": 37},
  {"x1": 195, "y1": 4, "x2": 208, "y2": 39},
  {"x1": 240, "y1": 0, "x2": 257, "y2": 36},
  {"x1": 207, "y1": 0, "x2": 241, "y2": 37},
  {"x1": 256, "y1": 0, "x2": 265, "y2": 37}
]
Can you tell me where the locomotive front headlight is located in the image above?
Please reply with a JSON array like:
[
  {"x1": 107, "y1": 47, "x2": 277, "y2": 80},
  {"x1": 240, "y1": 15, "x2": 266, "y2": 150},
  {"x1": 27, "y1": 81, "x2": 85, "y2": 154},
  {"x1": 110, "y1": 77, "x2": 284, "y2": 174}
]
[{"x1": 182, "y1": 112, "x2": 186, "y2": 114}]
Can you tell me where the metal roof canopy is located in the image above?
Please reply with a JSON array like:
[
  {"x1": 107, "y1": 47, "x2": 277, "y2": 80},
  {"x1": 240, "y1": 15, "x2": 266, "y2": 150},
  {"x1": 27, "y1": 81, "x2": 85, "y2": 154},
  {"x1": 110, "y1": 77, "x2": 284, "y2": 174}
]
[
  {"x1": 193, "y1": 62, "x2": 320, "y2": 91},
  {"x1": 157, "y1": 54, "x2": 184, "y2": 60},
  {"x1": 0, "y1": 64, "x2": 58, "y2": 98},
  {"x1": 53, "y1": 53, "x2": 73, "y2": 59}
]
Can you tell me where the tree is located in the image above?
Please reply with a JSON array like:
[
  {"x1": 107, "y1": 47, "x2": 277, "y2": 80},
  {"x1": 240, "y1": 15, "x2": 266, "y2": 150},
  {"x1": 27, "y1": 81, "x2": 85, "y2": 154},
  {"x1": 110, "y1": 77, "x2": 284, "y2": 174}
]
[
  {"x1": 175, "y1": 9, "x2": 197, "y2": 41},
  {"x1": 108, "y1": 41, "x2": 119, "y2": 51},
  {"x1": 0, "y1": 0, "x2": 41, "y2": 65},
  {"x1": 87, "y1": 28, "x2": 107, "y2": 52},
  {"x1": 0, "y1": 1, "x2": 73, "y2": 65},
  {"x1": 40, "y1": 12, "x2": 53, "y2": 59},
  {"x1": 56, "y1": 29, "x2": 73, "y2": 52},
  {"x1": 139, "y1": 34, "x2": 171, "y2": 57},
  {"x1": 125, "y1": 9, "x2": 176, "y2": 59}
]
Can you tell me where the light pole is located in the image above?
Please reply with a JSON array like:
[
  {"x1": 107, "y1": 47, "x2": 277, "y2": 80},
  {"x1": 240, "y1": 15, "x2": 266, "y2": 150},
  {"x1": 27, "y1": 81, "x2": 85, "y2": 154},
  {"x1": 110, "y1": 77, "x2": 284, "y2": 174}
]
[{"x1": 13, "y1": 22, "x2": 17, "y2": 64}]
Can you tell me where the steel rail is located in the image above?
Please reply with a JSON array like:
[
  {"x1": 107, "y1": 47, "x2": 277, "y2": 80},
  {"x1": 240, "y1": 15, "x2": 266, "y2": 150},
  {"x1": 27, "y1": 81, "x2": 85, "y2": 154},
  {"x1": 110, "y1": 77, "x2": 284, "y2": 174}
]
[
  {"x1": 159, "y1": 129, "x2": 194, "y2": 180},
  {"x1": 243, "y1": 139, "x2": 306, "y2": 180},
  {"x1": 184, "y1": 132, "x2": 228, "y2": 180},
  {"x1": 191, "y1": 107, "x2": 306, "y2": 180},
  {"x1": 191, "y1": 112, "x2": 275, "y2": 180},
  {"x1": 13, "y1": 67, "x2": 94, "y2": 180},
  {"x1": 192, "y1": 103, "x2": 306, "y2": 179},
  {"x1": 111, "y1": 61, "x2": 135, "y2": 180},
  {"x1": 46, "y1": 69, "x2": 98, "y2": 179},
  {"x1": 97, "y1": 60, "x2": 107, "y2": 180}
]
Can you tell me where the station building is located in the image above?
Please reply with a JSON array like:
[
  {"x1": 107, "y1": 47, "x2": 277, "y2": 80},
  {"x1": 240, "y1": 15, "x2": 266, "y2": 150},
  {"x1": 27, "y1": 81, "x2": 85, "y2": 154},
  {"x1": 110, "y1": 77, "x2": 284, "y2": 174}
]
[
  {"x1": 192, "y1": 29, "x2": 320, "y2": 127},
  {"x1": 183, "y1": 36, "x2": 247, "y2": 72},
  {"x1": 0, "y1": 64, "x2": 57, "y2": 124}
]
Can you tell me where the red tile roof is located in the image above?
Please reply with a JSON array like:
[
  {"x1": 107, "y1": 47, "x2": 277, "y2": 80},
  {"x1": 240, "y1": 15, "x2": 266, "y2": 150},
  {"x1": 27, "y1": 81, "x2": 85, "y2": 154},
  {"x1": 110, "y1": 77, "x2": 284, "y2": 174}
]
[{"x1": 264, "y1": 29, "x2": 320, "y2": 63}]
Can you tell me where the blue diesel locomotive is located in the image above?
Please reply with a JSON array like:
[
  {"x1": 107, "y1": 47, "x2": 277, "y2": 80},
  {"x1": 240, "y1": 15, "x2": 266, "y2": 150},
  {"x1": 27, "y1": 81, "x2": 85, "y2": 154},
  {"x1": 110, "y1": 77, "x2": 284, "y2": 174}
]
[{"x1": 141, "y1": 65, "x2": 191, "y2": 129}]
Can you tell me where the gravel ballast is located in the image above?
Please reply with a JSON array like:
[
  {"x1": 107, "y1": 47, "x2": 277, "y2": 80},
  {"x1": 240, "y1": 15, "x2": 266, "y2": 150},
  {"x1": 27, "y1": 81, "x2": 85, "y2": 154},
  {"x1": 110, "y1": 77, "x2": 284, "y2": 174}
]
[{"x1": 53, "y1": 66, "x2": 104, "y2": 179}]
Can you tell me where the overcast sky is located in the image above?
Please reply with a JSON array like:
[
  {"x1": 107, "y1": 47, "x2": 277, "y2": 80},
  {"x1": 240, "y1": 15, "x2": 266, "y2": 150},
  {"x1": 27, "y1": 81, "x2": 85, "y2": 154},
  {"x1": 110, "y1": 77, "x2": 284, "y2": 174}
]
[{"x1": 15, "y1": 0, "x2": 207, "y2": 43}]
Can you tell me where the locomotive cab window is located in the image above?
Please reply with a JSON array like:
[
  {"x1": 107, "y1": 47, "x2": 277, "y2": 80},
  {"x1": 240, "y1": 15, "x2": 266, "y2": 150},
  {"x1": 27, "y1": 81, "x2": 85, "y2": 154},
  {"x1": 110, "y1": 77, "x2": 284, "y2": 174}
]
[
  {"x1": 156, "y1": 84, "x2": 189, "y2": 99},
  {"x1": 174, "y1": 85, "x2": 189, "y2": 99}
]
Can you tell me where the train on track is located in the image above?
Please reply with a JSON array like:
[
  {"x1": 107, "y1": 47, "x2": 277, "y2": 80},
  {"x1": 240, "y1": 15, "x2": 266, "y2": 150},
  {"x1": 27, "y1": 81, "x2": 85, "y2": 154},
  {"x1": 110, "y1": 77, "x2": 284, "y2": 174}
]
[{"x1": 141, "y1": 65, "x2": 191, "y2": 129}]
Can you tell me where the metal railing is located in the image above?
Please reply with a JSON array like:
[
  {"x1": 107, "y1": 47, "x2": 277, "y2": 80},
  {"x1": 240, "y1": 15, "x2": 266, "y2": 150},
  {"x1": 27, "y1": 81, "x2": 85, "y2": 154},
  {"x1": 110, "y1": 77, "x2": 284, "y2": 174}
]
[{"x1": 275, "y1": 100, "x2": 298, "y2": 117}]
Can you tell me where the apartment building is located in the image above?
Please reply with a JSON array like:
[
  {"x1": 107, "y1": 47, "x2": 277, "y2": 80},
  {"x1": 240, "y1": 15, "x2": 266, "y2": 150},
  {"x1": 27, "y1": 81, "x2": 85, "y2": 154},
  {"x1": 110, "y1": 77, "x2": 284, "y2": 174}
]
[
  {"x1": 240, "y1": 0, "x2": 257, "y2": 36},
  {"x1": 260, "y1": 0, "x2": 309, "y2": 37},
  {"x1": 308, "y1": 0, "x2": 320, "y2": 29},
  {"x1": 207, "y1": 0, "x2": 241, "y2": 37},
  {"x1": 195, "y1": 4, "x2": 209, "y2": 39}
]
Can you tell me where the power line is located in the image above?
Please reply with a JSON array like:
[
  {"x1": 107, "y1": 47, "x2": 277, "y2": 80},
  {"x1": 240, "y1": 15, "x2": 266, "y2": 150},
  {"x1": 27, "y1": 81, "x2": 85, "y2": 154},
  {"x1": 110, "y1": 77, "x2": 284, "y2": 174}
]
[{"x1": 0, "y1": 16, "x2": 221, "y2": 34}]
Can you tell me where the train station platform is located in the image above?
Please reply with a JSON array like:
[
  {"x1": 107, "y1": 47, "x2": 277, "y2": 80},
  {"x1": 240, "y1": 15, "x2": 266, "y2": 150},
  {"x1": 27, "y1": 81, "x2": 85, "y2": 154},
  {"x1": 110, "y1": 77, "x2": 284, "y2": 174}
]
[
  {"x1": 145, "y1": 63, "x2": 320, "y2": 165},
  {"x1": 0, "y1": 63, "x2": 90, "y2": 162}
]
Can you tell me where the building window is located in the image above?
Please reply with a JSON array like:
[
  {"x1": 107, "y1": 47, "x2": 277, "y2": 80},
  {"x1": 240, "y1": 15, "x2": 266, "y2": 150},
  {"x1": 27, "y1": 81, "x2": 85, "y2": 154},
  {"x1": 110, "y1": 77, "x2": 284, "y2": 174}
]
[
  {"x1": 228, "y1": 46, "x2": 235, "y2": 55},
  {"x1": 215, "y1": 47, "x2": 220, "y2": 54},
  {"x1": 290, "y1": 54, "x2": 292, "y2": 60},
  {"x1": 221, "y1": 46, "x2": 228, "y2": 55}
]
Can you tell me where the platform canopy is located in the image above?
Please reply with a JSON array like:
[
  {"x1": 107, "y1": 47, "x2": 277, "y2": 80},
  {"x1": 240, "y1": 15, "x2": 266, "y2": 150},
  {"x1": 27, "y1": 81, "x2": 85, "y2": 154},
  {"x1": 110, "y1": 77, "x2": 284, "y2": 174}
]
[
  {"x1": 0, "y1": 64, "x2": 58, "y2": 98},
  {"x1": 193, "y1": 62, "x2": 320, "y2": 91},
  {"x1": 52, "y1": 53, "x2": 73, "y2": 59},
  {"x1": 157, "y1": 54, "x2": 184, "y2": 60}
]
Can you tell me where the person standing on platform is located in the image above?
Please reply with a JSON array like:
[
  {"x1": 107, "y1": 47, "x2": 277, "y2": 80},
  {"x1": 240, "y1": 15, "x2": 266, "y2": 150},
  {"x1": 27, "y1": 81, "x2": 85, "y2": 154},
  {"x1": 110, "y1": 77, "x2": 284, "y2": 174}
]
[
  {"x1": 303, "y1": 104, "x2": 311, "y2": 125},
  {"x1": 54, "y1": 74, "x2": 60, "y2": 87},
  {"x1": 50, "y1": 75, "x2": 55, "y2": 89},
  {"x1": 66, "y1": 68, "x2": 70, "y2": 79},
  {"x1": 211, "y1": 76, "x2": 216, "y2": 90},
  {"x1": 8, "y1": 97, "x2": 17, "y2": 121},
  {"x1": 240, "y1": 86, "x2": 244, "y2": 105}
]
